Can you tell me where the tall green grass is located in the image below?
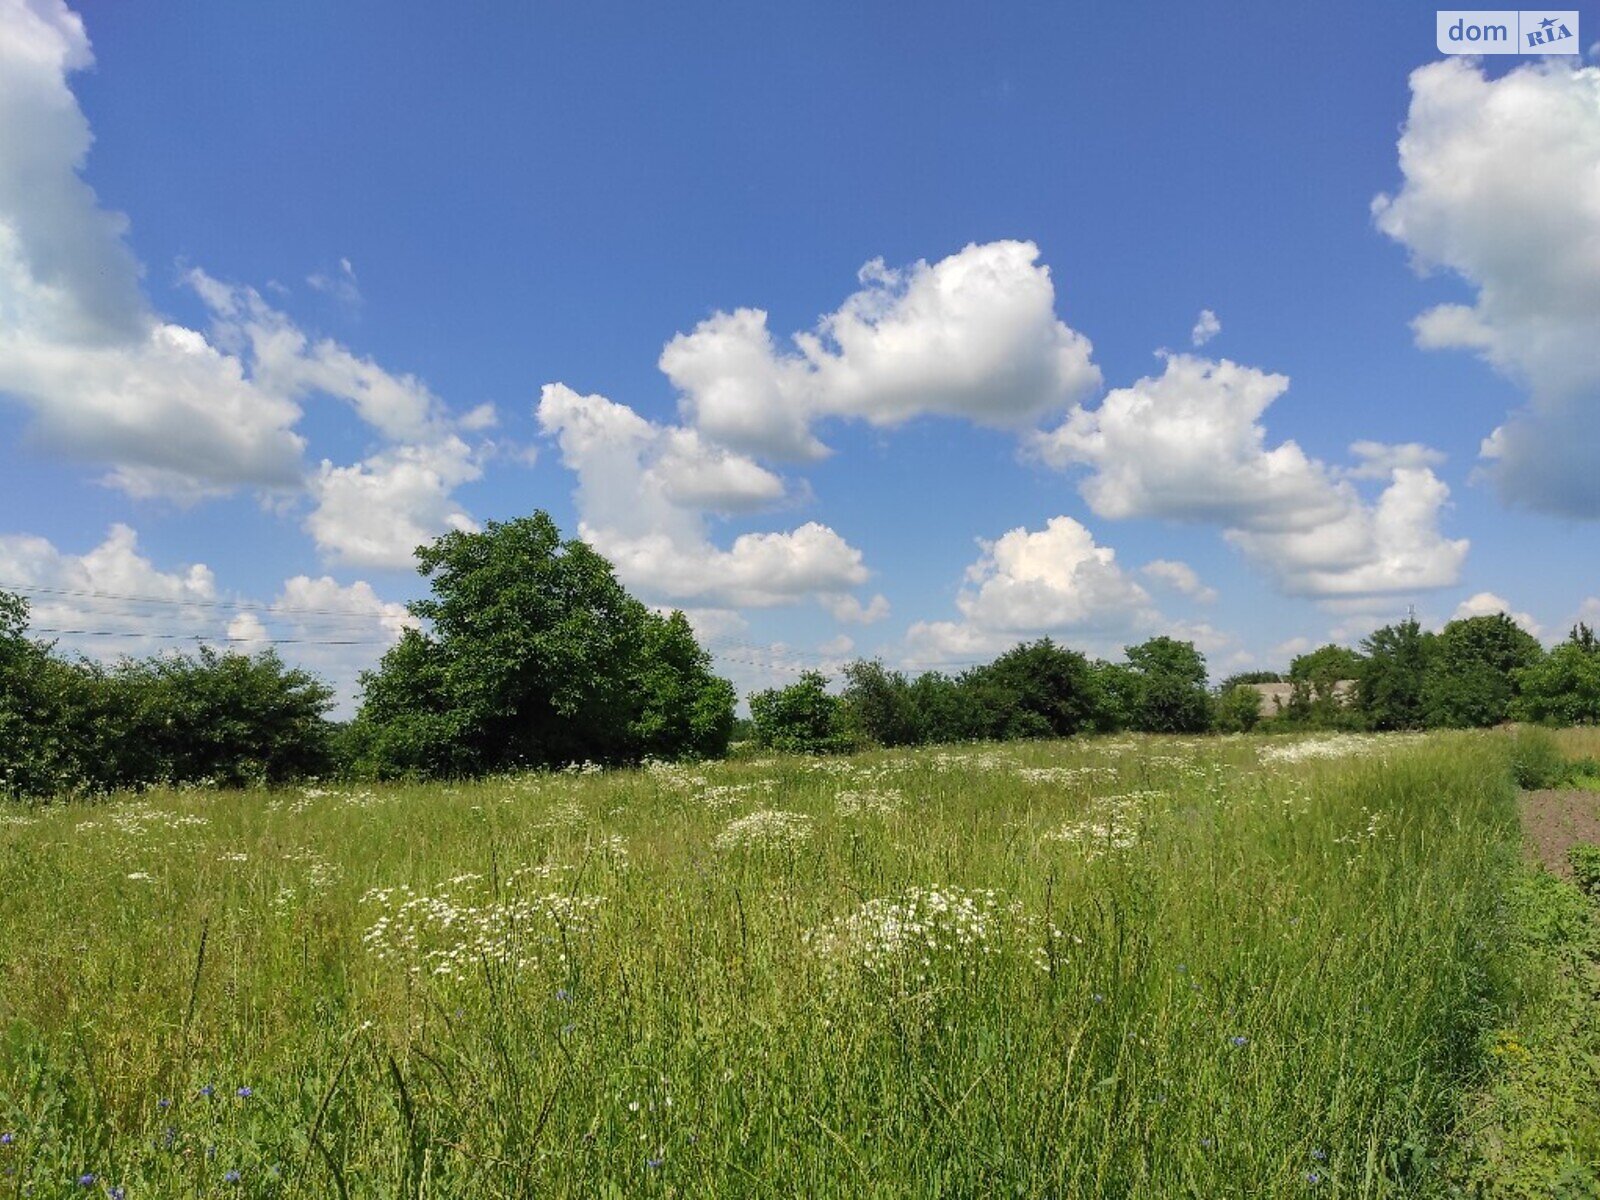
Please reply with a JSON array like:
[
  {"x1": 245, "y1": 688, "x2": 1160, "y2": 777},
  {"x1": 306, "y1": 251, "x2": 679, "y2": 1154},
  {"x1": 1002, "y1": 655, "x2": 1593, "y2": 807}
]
[{"x1": 0, "y1": 732, "x2": 1520, "y2": 1197}]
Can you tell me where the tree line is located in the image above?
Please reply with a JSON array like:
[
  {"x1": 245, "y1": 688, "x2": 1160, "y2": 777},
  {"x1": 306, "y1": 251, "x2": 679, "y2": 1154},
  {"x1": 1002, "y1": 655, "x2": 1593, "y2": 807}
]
[{"x1": 4, "y1": 511, "x2": 1599, "y2": 799}]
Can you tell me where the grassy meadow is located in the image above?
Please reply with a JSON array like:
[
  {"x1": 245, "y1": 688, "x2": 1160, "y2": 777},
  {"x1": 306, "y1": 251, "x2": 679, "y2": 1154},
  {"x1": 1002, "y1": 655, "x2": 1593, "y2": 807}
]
[{"x1": 0, "y1": 732, "x2": 1543, "y2": 1196}]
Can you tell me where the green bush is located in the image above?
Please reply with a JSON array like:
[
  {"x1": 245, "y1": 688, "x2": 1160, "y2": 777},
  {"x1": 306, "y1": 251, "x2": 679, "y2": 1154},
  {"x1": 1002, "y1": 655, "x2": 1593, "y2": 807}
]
[
  {"x1": 748, "y1": 670, "x2": 849, "y2": 754},
  {"x1": 1213, "y1": 683, "x2": 1263, "y2": 733}
]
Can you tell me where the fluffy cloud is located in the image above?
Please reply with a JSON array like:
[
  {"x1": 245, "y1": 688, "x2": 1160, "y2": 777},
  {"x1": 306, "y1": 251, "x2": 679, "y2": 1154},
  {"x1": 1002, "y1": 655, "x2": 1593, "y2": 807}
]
[
  {"x1": 1451, "y1": 591, "x2": 1542, "y2": 637},
  {"x1": 659, "y1": 240, "x2": 1100, "y2": 459},
  {"x1": 1191, "y1": 309, "x2": 1221, "y2": 347},
  {"x1": 0, "y1": 4, "x2": 486, "y2": 553},
  {"x1": 0, "y1": 523, "x2": 232, "y2": 666},
  {"x1": 1345, "y1": 440, "x2": 1447, "y2": 480},
  {"x1": 0, "y1": 1, "x2": 306, "y2": 495},
  {"x1": 1140, "y1": 559, "x2": 1218, "y2": 604},
  {"x1": 305, "y1": 437, "x2": 482, "y2": 569},
  {"x1": 904, "y1": 516, "x2": 1158, "y2": 664},
  {"x1": 186, "y1": 274, "x2": 488, "y2": 566},
  {"x1": 1375, "y1": 59, "x2": 1600, "y2": 515},
  {"x1": 537, "y1": 384, "x2": 876, "y2": 611},
  {"x1": 1031, "y1": 354, "x2": 1468, "y2": 598},
  {"x1": 191, "y1": 271, "x2": 451, "y2": 446}
]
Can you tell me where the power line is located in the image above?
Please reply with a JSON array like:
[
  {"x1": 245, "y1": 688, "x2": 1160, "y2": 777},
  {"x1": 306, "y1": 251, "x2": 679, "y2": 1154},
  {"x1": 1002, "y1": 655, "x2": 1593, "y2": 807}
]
[
  {"x1": 29, "y1": 626, "x2": 391, "y2": 647},
  {"x1": 0, "y1": 580, "x2": 415, "y2": 620}
]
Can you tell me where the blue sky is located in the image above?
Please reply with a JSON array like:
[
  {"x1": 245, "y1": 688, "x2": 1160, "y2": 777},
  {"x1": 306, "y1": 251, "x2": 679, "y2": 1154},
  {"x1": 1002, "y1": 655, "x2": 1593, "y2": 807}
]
[{"x1": 2, "y1": 0, "x2": 1598, "y2": 710}]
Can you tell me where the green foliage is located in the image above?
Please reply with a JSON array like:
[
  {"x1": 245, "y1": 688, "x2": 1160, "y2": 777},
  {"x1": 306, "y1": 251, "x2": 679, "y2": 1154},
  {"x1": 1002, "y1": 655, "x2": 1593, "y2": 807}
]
[
  {"x1": 350, "y1": 513, "x2": 735, "y2": 776},
  {"x1": 1514, "y1": 625, "x2": 1600, "y2": 726},
  {"x1": 838, "y1": 659, "x2": 922, "y2": 748},
  {"x1": 1122, "y1": 636, "x2": 1210, "y2": 732},
  {"x1": 120, "y1": 647, "x2": 336, "y2": 787},
  {"x1": 748, "y1": 670, "x2": 847, "y2": 753},
  {"x1": 1213, "y1": 683, "x2": 1263, "y2": 733},
  {"x1": 1359, "y1": 618, "x2": 1436, "y2": 731},
  {"x1": 2, "y1": 589, "x2": 334, "y2": 798},
  {"x1": 1507, "y1": 726, "x2": 1569, "y2": 789},
  {"x1": 1423, "y1": 614, "x2": 1543, "y2": 728},
  {"x1": 905, "y1": 671, "x2": 969, "y2": 743},
  {"x1": 1216, "y1": 670, "x2": 1283, "y2": 691},
  {"x1": 631, "y1": 611, "x2": 737, "y2": 762},
  {"x1": 958, "y1": 639, "x2": 1100, "y2": 740},
  {"x1": 1289, "y1": 643, "x2": 1365, "y2": 685},
  {"x1": 1568, "y1": 843, "x2": 1600, "y2": 898}
]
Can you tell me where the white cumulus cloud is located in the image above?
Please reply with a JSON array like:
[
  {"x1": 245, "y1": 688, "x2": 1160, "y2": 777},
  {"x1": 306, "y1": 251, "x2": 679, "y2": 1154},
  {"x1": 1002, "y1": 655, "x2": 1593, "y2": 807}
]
[
  {"x1": 660, "y1": 240, "x2": 1100, "y2": 460},
  {"x1": 537, "y1": 384, "x2": 875, "y2": 612},
  {"x1": 904, "y1": 516, "x2": 1159, "y2": 665},
  {"x1": 1451, "y1": 590, "x2": 1542, "y2": 637},
  {"x1": 0, "y1": 1, "x2": 307, "y2": 497},
  {"x1": 1375, "y1": 59, "x2": 1600, "y2": 515},
  {"x1": 1191, "y1": 309, "x2": 1221, "y2": 347},
  {"x1": 1140, "y1": 559, "x2": 1218, "y2": 604},
  {"x1": 1031, "y1": 353, "x2": 1468, "y2": 599}
]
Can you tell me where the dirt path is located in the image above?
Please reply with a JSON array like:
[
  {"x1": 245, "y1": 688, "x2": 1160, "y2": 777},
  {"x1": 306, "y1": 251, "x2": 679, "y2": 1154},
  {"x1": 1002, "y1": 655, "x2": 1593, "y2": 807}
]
[{"x1": 1520, "y1": 787, "x2": 1600, "y2": 878}]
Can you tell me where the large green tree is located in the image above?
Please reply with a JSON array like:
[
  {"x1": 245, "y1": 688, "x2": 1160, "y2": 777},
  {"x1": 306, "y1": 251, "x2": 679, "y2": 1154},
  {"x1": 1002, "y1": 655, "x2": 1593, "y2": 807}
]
[
  {"x1": 1422, "y1": 613, "x2": 1543, "y2": 728},
  {"x1": 959, "y1": 639, "x2": 1100, "y2": 741},
  {"x1": 350, "y1": 513, "x2": 734, "y2": 776},
  {"x1": 1123, "y1": 637, "x2": 1211, "y2": 733},
  {"x1": 1514, "y1": 624, "x2": 1600, "y2": 726},
  {"x1": 1358, "y1": 619, "x2": 1435, "y2": 731}
]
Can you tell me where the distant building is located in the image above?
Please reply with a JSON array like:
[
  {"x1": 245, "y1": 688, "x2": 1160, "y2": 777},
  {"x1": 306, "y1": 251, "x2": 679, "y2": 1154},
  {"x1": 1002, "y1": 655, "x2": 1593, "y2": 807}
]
[{"x1": 1246, "y1": 680, "x2": 1356, "y2": 716}]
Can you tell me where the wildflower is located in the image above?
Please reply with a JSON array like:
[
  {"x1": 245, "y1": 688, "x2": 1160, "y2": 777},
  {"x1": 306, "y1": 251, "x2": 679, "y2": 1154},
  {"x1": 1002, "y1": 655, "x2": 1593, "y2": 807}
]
[
  {"x1": 78, "y1": 1175, "x2": 96, "y2": 1188},
  {"x1": 199, "y1": 1084, "x2": 214, "y2": 1098},
  {"x1": 1230, "y1": 1035, "x2": 1249, "y2": 1047},
  {"x1": 235, "y1": 1086, "x2": 252, "y2": 1099},
  {"x1": 157, "y1": 1098, "x2": 171, "y2": 1109},
  {"x1": 646, "y1": 1157, "x2": 664, "y2": 1169},
  {"x1": 1310, "y1": 1149, "x2": 1327, "y2": 1162},
  {"x1": 555, "y1": 988, "x2": 571, "y2": 1002},
  {"x1": 714, "y1": 809, "x2": 813, "y2": 852},
  {"x1": 224, "y1": 1169, "x2": 242, "y2": 1183},
  {"x1": 110, "y1": 1189, "x2": 126, "y2": 1200},
  {"x1": 0, "y1": 1132, "x2": 12, "y2": 1145},
  {"x1": 1199, "y1": 1138, "x2": 1214, "y2": 1150},
  {"x1": 1305, "y1": 1172, "x2": 1322, "y2": 1185},
  {"x1": 1092, "y1": 993, "x2": 1105, "y2": 1004}
]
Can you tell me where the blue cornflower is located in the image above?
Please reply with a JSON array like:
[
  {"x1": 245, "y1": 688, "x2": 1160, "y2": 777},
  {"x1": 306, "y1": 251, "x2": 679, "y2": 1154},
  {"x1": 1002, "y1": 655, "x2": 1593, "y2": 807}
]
[
  {"x1": 109, "y1": 1188, "x2": 126, "y2": 1200},
  {"x1": 1306, "y1": 1172, "x2": 1322, "y2": 1184},
  {"x1": 157, "y1": 1097, "x2": 171, "y2": 1110},
  {"x1": 235, "y1": 1086, "x2": 252, "y2": 1099},
  {"x1": 1230, "y1": 1035, "x2": 1249, "y2": 1047},
  {"x1": 199, "y1": 1084, "x2": 214, "y2": 1098},
  {"x1": 1199, "y1": 1138, "x2": 1214, "y2": 1150},
  {"x1": 555, "y1": 988, "x2": 572, "y2": 1002},
  {"x1": 1092, "y1": 993, "x2": 1105, "y2": 1004},
  {"x1": 646, "y1": 1157, "x2": 664, "y2": 1170},
  {"x1": 1311, "y1": 1149, "x2": 1328, "y2": 1162},
  {"x1": 0, "y1": 1133, "x2": 12, "y2": 1146},
  {"x1": 224, "y1": 1169, "x2": 242, "y2": 1184},
  {"x1": 77, "y1": 1175, "x2": 95, "y2": 1188}
]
